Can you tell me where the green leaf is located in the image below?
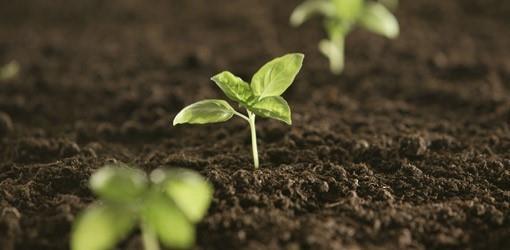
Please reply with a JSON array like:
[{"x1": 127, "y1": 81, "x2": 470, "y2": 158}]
[
  {"x1": 333, "y1": 0, "x2": 364, "y2": 21},
  {"x1": 319, "y1": 38, "x2": 345, "y2": 74},
  {"x1": 90, "y1": 165, "x2": 148, "y2": 204},
  {"x1": 359, "y1": 2, "x2": 399, "y2": 39},
  {"x1": 211, "y1": 71, "x2": 254, "y2": 104},
  {"x1": 142, "y1": 192, "x2": 195, "y2": 249},
  {"x1": 248, "y1": 96, "x2": 292, "y2": 125},
  {"x1": 151, "y1": 169, "x2": 213, "y2": 222},
  {"x1": 173, "y1": 99, "x2": 235, "y2": 125},
  {"x1": 251, "y1": 53, "x2": 304, "y2": 99},
  {"x1": 290, "y1": 0, "x2": 335, "y2": 27},
  {"x1": 71, "y1": 204, "x2": 136, "y2": 250}
]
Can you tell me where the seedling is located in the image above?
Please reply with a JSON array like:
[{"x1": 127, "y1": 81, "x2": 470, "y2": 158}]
[
  {"x1": 290, "y1": 0, "x2": 399, "y2": 74},
  {"x1": 173, "y1": 53, "x2": 304, "y2": 169},
  {"x1": 71, "y1": 165, "x2": 213, "y2": 250},
  {"x1": 0, "y1": 61, "x2": 20, "y2": 80}
]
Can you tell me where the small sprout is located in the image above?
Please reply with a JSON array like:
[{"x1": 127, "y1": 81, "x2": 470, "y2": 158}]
[
  {"x1": 290, "y1": 0, "x2": 399, "y2": 74},
  {"x1": 0, "y1": 61, "x2": 20, "y2": 80},
  {"x1": 72, "y1": 164, "x2": 213, "y2": 250},
  {"x1": 173, "y1": 53, "x2": 304, "y2": 169}
]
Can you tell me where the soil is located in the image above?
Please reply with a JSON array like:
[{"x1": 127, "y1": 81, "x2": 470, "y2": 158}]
[{"x1": 1, "y1": 0, "x2": 510, "y2": 249}]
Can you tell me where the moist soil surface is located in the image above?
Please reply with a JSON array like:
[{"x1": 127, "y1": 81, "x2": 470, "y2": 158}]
[{"x1": 1, "y1": 0, "x2": 510, "y2": 249}]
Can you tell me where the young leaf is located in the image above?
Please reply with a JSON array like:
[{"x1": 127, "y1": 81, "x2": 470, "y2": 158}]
[
  {"x1": 173, "y1": 99, "x2": 235, "y2": 125},
  {"x1": 151, "y1": 169, "x2": 213, "y2": 222},
  {"x1": 71, "y1": 205, "x2": 135, "y2": 250},
  {"x1": 251, "y1": 53, "x2": 304, "y2": 99},
  {"x1": 333, "y1": 0, "x2": 364, "y2": 21},
  {"x1": 248, "y1": 96, "x2": 292, "y2": 125},
  {"x1": 211, "y1": 71, "x2": 254, "y2": 104},
  {"x1": 319, "y1": 38, "x2": 345, "y2": 74},
  {"x1": 359, "y1": 2, "x2": 399, "y2": 39},
  {"x1": 290, "y1": 0, "x2": 335, "y2": 27},
  {"x1": 142, "y1": 192, "x2": 195, "y2": 249},
  {"x1": 89, "y1": 166, "x2": 148, "y2": 204}
]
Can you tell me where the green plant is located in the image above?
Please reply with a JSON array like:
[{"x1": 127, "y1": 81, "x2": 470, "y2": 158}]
[
  {"x1": 0, "y1": 61, "x2": 19, "y2": 80},
  {"x1": 290, "y1": 0, "x2": 399, "y2": 74},
  {"x1": 173, "y1": 53, "x2": 304, "y2": 169},
  {"x1": 71, "y1": 165, "x2": 213, "y2": 250}
]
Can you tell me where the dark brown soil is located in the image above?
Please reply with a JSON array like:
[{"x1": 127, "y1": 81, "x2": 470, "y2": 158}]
[{"x1": 1, "y1": 0, "x2": 510, "y2": 249}]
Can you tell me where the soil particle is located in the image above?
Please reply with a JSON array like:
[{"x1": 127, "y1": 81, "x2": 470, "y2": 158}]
[{"x1": 399, "y1": 135, "x2": 429, "y2": 158}]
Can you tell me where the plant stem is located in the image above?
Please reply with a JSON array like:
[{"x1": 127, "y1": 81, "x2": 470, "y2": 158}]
[
  {"x1": 141, "y1": 223, "x2": 160, "y2": 250},
  {"x1": 233, "y1": 110, "x2": 249, "y2": 121},
  {"x1": 247, "y1": 110, "x2": 259, "y2": 169}
]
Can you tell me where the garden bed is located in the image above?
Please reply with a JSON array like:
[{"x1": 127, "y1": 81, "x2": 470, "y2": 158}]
[{"x1": 0, "y1": 0, "x2": 509, "y2": 249}]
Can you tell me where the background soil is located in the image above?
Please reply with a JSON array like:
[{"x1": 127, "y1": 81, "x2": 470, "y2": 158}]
[{"x1": 1, "y1": 0, "x2": 510, "y2": 249}]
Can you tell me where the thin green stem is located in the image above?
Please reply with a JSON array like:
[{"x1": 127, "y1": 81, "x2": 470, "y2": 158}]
[
  {"x1": 233, "y1": 110, "x2": 249, "y2": 121},
  {"x1": 247, "y1": 110, "x2": 259, "y2": 169},
  {"x1": 141, "y1": 223, "x2": 160, "y2": 250}
]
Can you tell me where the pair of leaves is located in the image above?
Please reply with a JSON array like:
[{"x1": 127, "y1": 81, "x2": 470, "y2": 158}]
[
  {"x1": 172, "y1": 97, "x2": 292, "y2": 125},
  {"x1": 72, "y1": 166, "x2": 213, "y2": 250},
  {"x1": 291, "y1": 0, "x2": 399, "y2": 38},
  {"x1": 290, "y1": 0, "x2": 362, "y2": 27},
  {"x1": 173, "y1": 53, "x2": 304, "y2": 126},
  {"x1": 290, "y1": 0, "x2": 398, "y2": 74}
]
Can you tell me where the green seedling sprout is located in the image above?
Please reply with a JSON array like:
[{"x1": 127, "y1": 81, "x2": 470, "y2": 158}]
[
  {"x1": 0, "y1": 61, "x2": 20, "y2": 80},
  {"x1": 71, "y1": 165, "x2": 213, "y2": 250},
  {"x1": 290, "y1": 0, "x2": 399, "y2": 74},
  {"x1": 173, "y1": 53, "x2": 304, "y2": 169}
]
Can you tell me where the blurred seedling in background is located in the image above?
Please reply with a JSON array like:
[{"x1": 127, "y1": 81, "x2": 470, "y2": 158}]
[
  {"x1": 72, "y1": 165, "x2": 213, "y2": 250},
  {"x1": 0, "y1": 61, "x2": 20, "y2": 80},
  {"x1": 173, "y1": 53, "x2": 304, "y2": 169},
  {"x1": 290, "y1": 0, "x2": 399, "y2": 74}
]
